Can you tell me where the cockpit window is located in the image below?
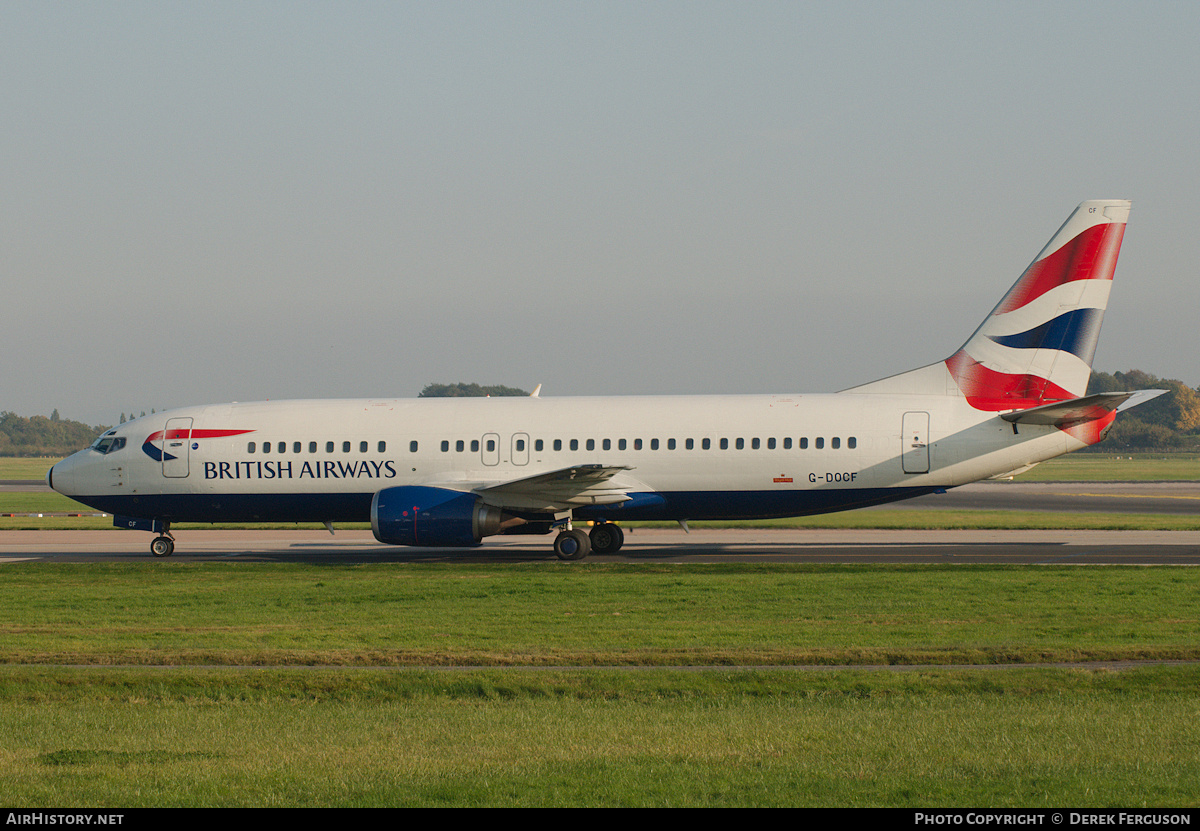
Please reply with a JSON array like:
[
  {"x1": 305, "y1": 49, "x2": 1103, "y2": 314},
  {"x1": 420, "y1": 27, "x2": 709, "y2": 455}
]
[{"x1": 91, "y1": 436, "x2": 126, "y2": 454}]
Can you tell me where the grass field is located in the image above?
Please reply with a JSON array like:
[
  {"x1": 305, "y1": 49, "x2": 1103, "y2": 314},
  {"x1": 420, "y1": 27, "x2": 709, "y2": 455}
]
[
  {"x1": 2, "y1": 664, "x2": 1197, "y2": 807},
  {"x1": 1017, "y1": 454, "x2": 1200, "y2": 481},
  {"x1": 0, "y1": 457, "x2": 59, "y2": 479},
  {"x1": 0, "y1": 562, "x2": 1197, "y2": 806},
  {"x1": 1, "y1": 563, "x2": 1196, "y2": 666}
]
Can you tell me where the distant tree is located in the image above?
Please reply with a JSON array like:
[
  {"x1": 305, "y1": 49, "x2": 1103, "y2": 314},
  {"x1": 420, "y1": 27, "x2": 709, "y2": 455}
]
[
  {"x1": 1087, "y1": 370, "x2": 1200, "y2": 450},
  {"x1": 0, "y1": 411, "x2": 110, "y2": 457},
  {"x1": 419, "y1": 383, "x2": 529, "y2": 398},
  {"x1": 1089, "y1": 371, "x2": 1200, "y2": 433},
  {"x1": 50, "y1": 409, "x2": 60, "y2": 422},
  {"x1": 119, "y1": 414, "x2": 126, "y2": 424}
]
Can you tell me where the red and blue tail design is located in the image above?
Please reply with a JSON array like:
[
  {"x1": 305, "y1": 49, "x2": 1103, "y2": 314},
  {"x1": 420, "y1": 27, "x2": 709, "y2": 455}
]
[
  {"x1": 843, "y1": 200, "x2": 1132, "y2": 415},
  {"x1": 945, "y1": 200, "x2": 1130, "y2": 411}
]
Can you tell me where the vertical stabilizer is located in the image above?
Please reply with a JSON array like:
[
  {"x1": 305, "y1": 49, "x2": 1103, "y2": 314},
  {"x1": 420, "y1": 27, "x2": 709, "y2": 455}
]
[{"x1": 844, "y1": 200, "x2": 1131, "y2": 406}]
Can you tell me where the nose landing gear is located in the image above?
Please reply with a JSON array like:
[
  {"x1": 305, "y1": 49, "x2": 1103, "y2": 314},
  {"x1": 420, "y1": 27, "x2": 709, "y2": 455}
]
[{"x1": 150, "y1": 525, "x2": 175, "y2": 557}]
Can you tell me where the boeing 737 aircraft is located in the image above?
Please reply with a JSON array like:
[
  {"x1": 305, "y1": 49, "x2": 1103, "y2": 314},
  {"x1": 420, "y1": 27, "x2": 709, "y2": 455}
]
[{"x1": 49, "y1": 200, "x2": 1164, "y2": 560}]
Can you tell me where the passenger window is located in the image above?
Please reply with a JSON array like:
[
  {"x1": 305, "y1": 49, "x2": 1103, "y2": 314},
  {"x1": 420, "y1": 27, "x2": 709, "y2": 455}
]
[
  {"x1": 702, "y1": 438, "x2": 711, "y2": 450},
  {"x1": 651, "y1": 439, "x2": 659, "y2": 450},
  {"x1": 619, "y1": 439, "x2": 627, "y2": 451},
  {"x1": 486, "y1": 439, "x2": 495, "y2": 452},
  {"x1": 553, "y1": 439, "x2": 562, "y2": 451},
  {"x1": 326, "y1": 441, "x2": 334, "y2": 453},
  {"x1": 686, "y1": 438, "x2": 694, "y2": 450},
  {"x1": 586, "y1": 439, "x2": 594, "y2": 451},
  {"x1": 832, "y1": 437, "x2": 840, "y2": 449},
  {"x1": 263, "y1": 442, "x2": 271, "y2": 454},
  {"x1": 410, "y1": 441, "x2": 419, "y2": 452},
  {"x1": 783, "y1": 438, "x2": 792, "y2": 449},
  {"x1": 248, "y1": 442, "x2": 256, "y2": 454},
  {"x1": 751, "y1": 438, "x2": 760, "y2": 450},
  {"x1": 720, "y1": 438, "x2": 729, "y2": 450},
  {"x1": 378, "y1": 441, "x2": 386, "y2": 452},
  {"x1": 570, "y1": 439, "x2": 579, "y2": 451},
  {"x1": 603, "y1": 439, "x2": 611, "y2": 450},
  {"x1": 278, "y1": 442, "x2": 286, "y2": 453},
  {"x1": 517, "y1": 439, "x2": 526, "y2": 451},
  {"x1": 736, "y1": 438, "x2": 745, "y2": 450},
  {"x1": 360, "y1": 441, "x2": 368, "y2": 453},
  {"x1": 815, "y1": 437, "x2": 825, "y2": 449},
  {"x1": 535, "y1": 439, "x2": 543, "y2": 452},
  {"x1": 309, "y1": 442, "x2": 317, "y2": 453},
  {"x1": 667, "y1": 438, "x2": 676, "y2": 450},
  {"x1": 848, "y1": 437, "x2": 857, "y2": 449},
  {"x1": 472, "y1": 440, "x2": 480, "y2": 452},
  {"x1": 441, "y1": 440, "x2": 450, "y2": 452},
  {"x1": 799, "y1": 438, "x2": 808, "y2": 449},
  {"x1": 457, "y1": 440, "x2": 466, "y2": 452},
  {"x1": 294, "y1": 442, "x2": 302, "y2": 453},
  {"x1": 767, "y1": 438, "x2": 776, "y2": 449},
  {"x1": 342, "y1": 441, "x2": 351, "y2": 453},
  {"x1": 634, "y1": 439, "x2": 643, "y2": 450}
]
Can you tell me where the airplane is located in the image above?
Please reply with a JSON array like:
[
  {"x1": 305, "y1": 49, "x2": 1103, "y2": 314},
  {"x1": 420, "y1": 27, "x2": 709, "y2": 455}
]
[{"x1": 48, "y1": 199, "x2": 1165, "y2": 560}]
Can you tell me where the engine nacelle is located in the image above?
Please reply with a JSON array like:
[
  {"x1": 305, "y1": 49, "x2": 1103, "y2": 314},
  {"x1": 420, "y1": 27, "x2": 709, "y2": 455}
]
[{"x1": 371, "y1": 486, "x2": 505, "y2": 547}]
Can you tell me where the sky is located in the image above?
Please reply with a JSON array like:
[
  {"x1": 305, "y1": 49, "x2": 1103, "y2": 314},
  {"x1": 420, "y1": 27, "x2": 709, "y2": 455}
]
[{"x1": 4, "y1": 1, "x2": 1199, "y2": 427}]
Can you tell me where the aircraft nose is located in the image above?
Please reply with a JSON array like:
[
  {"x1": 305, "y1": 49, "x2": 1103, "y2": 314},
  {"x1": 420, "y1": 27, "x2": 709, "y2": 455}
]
[{"x1": 47, "y1": 457, "x2": 73, "y2": 495}]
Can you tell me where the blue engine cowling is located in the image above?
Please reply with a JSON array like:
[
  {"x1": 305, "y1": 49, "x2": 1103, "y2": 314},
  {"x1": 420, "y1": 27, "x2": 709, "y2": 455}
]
[{"x1": 371, "y1": 486, "x2": 506, "y2": 547}]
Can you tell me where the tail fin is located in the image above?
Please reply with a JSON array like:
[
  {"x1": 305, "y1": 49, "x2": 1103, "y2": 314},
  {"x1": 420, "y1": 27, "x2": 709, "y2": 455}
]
[{"x1": 844, "y1": 200, "x2": 1131, "y2": 407}]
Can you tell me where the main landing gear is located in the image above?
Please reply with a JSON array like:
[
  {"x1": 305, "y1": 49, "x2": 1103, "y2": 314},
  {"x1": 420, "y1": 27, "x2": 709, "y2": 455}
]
[
  {"x1": 588, "y1": 522, "x2": 624, "y2": 555},
  {"x1": 150, "y1": 524, "x2": 175, "y2": 558},
  {"x1": 552, "y1": 522, "x2": 624, "y2": 561}
]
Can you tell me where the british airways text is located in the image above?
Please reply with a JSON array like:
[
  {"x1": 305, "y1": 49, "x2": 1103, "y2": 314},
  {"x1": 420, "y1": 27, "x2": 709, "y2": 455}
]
[{"x1": 203, "y1": 460, "x2": 398, "y2": 480}]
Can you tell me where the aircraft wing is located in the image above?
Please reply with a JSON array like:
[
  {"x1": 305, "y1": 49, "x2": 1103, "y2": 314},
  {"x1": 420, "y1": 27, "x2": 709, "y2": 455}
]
[
  {"x1": 474, "y1": 464, "x2": 636, "y2": 512},
  {"x1": 1000, "y1": 389, "x2": 1168, "y2": 426}
]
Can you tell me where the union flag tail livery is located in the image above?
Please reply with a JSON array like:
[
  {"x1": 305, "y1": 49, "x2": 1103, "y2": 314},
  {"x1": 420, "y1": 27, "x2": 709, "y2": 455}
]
[
  {"x1": 844, "y1": 201, "x2": 1136, "y2": 413},
  {"x1": 948, "y1": 200, "x2": 1129, "y2": 411},
  {"x1": 49, "y1": 199, "x2": 1165, "y2": 559}
]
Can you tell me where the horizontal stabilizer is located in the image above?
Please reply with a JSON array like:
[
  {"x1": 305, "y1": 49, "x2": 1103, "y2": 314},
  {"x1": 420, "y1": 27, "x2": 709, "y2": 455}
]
[{"x1": 999, "y1": 389, "x2": 1168, "y2": 426}]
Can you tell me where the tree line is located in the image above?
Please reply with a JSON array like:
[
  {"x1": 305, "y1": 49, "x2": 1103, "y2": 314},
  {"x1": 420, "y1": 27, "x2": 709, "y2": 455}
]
[
  {"x1": 0, "y1": 411, "x2": 111, "y2": 458},
  {"x1": 3, "y1": 372, "x2": 1198, "y2": 457},
  {"x1": 1086, "y1": 370, "x2": 1200, "y2": 450}
]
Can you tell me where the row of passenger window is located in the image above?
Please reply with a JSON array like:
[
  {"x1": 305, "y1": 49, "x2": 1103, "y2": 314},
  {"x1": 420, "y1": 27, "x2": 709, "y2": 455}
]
[
  {"x1": 442, "y1": 437, "x2": 858, "y2": 452},
  {"x1": 248, "y1": 440, "x2": 408, "y2": 454},
  {"x1": 247, "y1": 436, "x2": 859, "y2": 455}
]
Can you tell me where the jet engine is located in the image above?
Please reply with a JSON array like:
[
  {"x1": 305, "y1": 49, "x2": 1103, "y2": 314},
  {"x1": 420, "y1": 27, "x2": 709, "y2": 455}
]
[{"x1": 371, "y1": 486, "x2": 507, "y2": 547}]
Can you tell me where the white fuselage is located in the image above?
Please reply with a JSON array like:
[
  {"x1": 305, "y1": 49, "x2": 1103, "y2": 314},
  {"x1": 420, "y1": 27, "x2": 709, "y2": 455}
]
[{"x1": 49, "y1": 391, "x2": 1080, "y2": 526}]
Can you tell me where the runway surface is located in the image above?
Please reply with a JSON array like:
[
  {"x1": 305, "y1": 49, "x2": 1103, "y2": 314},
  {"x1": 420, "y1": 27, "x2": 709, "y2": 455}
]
[{"x1": 3, "y1": 527, "x2": 1200, "y2": 564}]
